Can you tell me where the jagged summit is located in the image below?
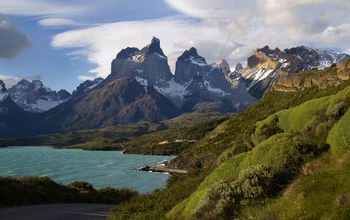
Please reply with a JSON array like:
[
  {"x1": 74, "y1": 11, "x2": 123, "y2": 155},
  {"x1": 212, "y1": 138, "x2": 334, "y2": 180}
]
[
  {"x1": 177, "y1": 47, "x2": 207, "y2": 66},
  {"x1": 235, "y1": 63, "x2": 243, "y2": 71},
  {"x1": 211, "y1": 59, "x2": 230, "y2": 76},
  {"x1": 116, "y1": 47, "x2": 139, "y2": 59},
  {"x1": 135, "y1": 36, "x2": 166, "y2": 59},
  {"x1": 72, "y1": 77, "x2": 103, "y2": 97},
  {"x1": 0, "y1": 80, "x2": 9, "y2": 103}
]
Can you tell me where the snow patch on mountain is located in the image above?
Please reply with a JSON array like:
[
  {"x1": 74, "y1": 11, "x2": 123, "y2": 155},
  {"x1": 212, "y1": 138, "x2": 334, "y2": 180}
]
[
  {"x1": 186, "y1": 56, "x2": 208, "y2": 66},
  {"x1": 154, "y1": 78, "x2": 191, "y2": 100},
  {"x1": 204, "y1": 80, "x2": 230, "y2": 96},
  {"x1": 135, "y1": 76, "x2": 149, "y2": 92}
]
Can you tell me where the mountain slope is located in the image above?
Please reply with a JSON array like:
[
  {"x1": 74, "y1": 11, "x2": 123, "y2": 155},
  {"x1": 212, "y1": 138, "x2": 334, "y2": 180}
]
[
  {"x1": 239, "y1": 46, "x2": 350, "y2": 99},
  {"x1": 0, "y1": 80, "x2": 32, "y2": 135},
  {"x1": 9, "y1": 77, "x2": 181, "y2": 136}
]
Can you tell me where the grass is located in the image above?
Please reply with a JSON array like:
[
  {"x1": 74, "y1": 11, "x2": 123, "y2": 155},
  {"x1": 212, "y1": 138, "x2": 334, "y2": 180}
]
[
  {"x1": 278, "y1": 96, "x2": 331, "y2": 133},
  {"x1": 168, "y1": 133, "x2": 318, "y2": 218},
  {"x1": 238, "y1": 150, "x2": 350, "y2": 219}
]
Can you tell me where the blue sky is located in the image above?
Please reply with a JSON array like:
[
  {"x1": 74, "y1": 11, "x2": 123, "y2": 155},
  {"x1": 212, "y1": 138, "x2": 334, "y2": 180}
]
[{"x1": 0, "y1": 0, "x2": 350, "y2": 93}]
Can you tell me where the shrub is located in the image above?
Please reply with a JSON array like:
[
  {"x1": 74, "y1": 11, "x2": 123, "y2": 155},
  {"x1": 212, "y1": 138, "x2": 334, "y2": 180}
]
[
  {"x1": 65, "y1": 181, "x2": 95, "y2": 192},
  {"x1": 98, "y1": 186, "x2": 139, "y2": 204},
  {"x1": 251, "y1": 114, "x2": 283, "y2": 145},
  {"x1": 327, "y1": 109, "x2": 350, "y2": 158},
  {"x1": 189, "y1": 165, "x2": 275, "y2": 220},
  {"x1": 315, "y1": 121, "x2": 333, "y2": 136},
  {"x1": 327, "y1": 101, "x2": 346, "y2": 119}
]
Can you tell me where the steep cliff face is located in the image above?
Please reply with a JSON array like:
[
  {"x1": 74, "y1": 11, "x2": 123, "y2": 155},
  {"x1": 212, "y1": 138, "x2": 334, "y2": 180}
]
[
  {"x1": 267, "y1": 59, "x2": 350, "y2": 93},
  {"x1": 105, "y1": 37, "x2": 173, "y2": 89},
  {"x1": 240, "y1": 46, "x2": 350, "y2": 99}
]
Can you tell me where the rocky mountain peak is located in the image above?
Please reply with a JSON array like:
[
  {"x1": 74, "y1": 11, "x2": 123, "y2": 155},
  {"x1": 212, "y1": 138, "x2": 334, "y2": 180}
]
[
  {"x1": 235, "y1": 63, "x2": 243, "y2": 71},
  {"x1": 136, "y1": 36, "x2": 166, "y2": 58},
  {"x1": 211, "y1": 59, "x2": 230, "y2": 71},
  {"x1": 0, "y1": 80, "x2": 6, "y2": 93},
  {"x1": 72, "y1": 77, "x2": 104, "y2": 97},
  {"x1": 177, "y1": 47, "x2": 207, "y2": 66},
  {"x1": 0, "y1": 80, "x2": 9, "y2": 103},
  {"x1": 211, "y1": 59, "x2": 231, "y2": 77},
  {"x1": 116, "y1": 47, "x2": 139, "y2": 59}
]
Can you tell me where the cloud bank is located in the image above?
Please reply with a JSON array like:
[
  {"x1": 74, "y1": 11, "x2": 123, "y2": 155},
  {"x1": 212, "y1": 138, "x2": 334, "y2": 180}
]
[
  {"x1": 46, "y1": 0, "x2": 350, "y2": 79},
  {"x1": 0, "y1": 13, "x2": 33, "y2": 59}
]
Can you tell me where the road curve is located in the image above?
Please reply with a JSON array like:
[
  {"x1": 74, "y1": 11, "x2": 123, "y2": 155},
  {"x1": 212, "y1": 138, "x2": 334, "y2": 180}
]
[{"x1": 0, "y1": 203, "x2": 117, "y2": 220}]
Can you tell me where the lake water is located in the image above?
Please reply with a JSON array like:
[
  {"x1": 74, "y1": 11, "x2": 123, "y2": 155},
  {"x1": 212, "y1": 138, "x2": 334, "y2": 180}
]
[{"x1": 0, "y1": 146, "x2": 175, "y2": 194}]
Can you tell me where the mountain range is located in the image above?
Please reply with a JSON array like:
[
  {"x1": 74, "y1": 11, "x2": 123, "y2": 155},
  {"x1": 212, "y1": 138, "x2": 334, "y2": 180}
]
[
  {"x1": 0, "y1": 37, "x2": 349, "y2": 137},
  {"x1": 238, "y1": 45, "x2": 350, "y2": 99}
]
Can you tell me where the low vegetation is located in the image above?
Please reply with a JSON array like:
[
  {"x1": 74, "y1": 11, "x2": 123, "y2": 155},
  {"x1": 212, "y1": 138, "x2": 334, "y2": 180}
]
[
  {"x1": 0, "y1": 109, "x2": 225, "y2": 148},
  {"x1": 0, "y1": 175, "x2": 138, "y2": 207}
]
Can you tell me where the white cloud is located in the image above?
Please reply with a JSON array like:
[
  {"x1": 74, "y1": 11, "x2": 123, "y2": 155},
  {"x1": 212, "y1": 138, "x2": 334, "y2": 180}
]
[
  {"x1": 163, "y1": 0, "x2": 255, "y2": 18},
  {"x1": 78, "y1": 76, "x2": 95, "y2": 81},
  {"x1": 51, "y1": 18, "x2": 233, "y2": 78},
  {"x1": 0, "y1": 13, "x2": 32, "y2": 59},
  {"x1": 0, "y1": 0, "x2": 92, "y2": 17},
  {"x1": 38, "y1": 18, "x2": 89, "y2": 27},
  {"x1": 45, "y1": 0, "x2": 350, "y2": 81}
]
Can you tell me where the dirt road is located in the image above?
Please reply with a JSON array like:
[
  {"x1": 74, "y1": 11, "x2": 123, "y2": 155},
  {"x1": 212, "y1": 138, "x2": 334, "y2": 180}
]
[{"x1": 0, "y1": 203, "x2": 117, "y2": 220}]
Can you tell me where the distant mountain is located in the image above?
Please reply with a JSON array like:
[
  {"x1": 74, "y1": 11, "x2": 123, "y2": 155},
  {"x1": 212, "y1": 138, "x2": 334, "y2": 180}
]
[
  {"x1": 8, "y1": 79, "x2": 71, "y2": 113},
  {"x1": 72, "y1": 77, "x2": 104, "y2": 97},
  {"x1": 104, "y1": 37, "x2": 256, "y2": 113},
  {"x1": 0, "y1": 37, "x2": 257, "y2": 137},
  {"x1": 0, "y1": 80, "x2": 31, "y2": 135},
  {"x1": 239, "y1": 46, "x2": 350, "y2": 99}
]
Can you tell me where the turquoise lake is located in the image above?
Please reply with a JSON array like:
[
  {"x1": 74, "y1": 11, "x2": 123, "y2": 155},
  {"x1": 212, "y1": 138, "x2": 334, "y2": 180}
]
[{"x1": 0, "y1": 146, "x2": 175, "y2": 194}]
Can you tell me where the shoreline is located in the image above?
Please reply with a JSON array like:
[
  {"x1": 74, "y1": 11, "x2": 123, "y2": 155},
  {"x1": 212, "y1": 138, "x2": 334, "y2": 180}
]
[{"x1": 136, "y1": 165, "x2": 187, "y2": 174}]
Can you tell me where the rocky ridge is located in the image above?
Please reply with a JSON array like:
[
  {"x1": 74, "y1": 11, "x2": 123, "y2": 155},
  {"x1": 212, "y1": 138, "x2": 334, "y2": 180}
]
[
  {"x1": 239, "y1": 46, "x2": 350, "y2": 99},
  {"x1": 267, "y1": 59, "x2": 350, "y2": 93}
]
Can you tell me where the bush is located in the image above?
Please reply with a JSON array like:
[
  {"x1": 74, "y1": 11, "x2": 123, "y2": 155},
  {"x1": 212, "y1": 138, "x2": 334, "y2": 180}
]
[
  {"x1": 65, "y1": 181, "x2": 95, "y2": 192},
  {"x1": 328, "y1": 101, "x2": 346, "y2": 119},
  {"x1": 251, "y1": 114, "x2": 283, "y2": 145},
  {"x1": 327, "y1": 109, "x2": 350, "y2": 158},
  {"x1": 189, "y1": 165, "x2": 275, "y2": 220},
  {"x1": 316, "y1": 121, "x2": 333, "y2": 136},
  {"x1": 98, "y1": 186, "x2": 139, "y2": 204}
]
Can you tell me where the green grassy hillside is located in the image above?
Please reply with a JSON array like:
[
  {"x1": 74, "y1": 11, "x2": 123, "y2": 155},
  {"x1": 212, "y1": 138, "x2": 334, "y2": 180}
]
[{"x1": 107, "y1": 60, "x2": 350, "y2": 219}]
